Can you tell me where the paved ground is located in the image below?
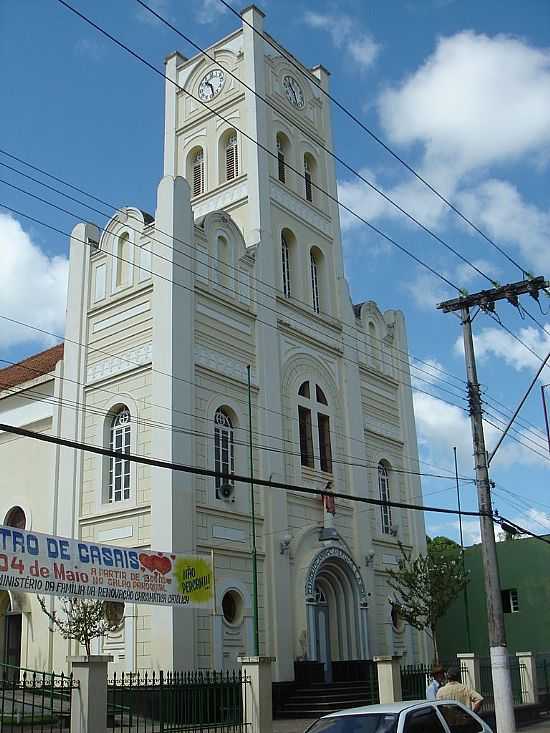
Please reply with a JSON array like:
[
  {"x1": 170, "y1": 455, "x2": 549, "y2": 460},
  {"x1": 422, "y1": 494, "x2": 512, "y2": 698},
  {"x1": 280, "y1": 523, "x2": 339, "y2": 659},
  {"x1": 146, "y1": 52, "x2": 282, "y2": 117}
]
[{"x1": 273, "y1": 718, "x2": 317, "y2": 733}]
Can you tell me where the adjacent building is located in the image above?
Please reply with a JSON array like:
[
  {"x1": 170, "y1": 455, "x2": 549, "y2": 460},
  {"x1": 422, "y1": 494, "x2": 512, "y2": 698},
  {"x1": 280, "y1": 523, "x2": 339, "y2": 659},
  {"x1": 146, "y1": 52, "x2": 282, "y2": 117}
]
[
  {"x1": 438, "y1": 535, "x2": 550, "y2": 660},
  {"x1": 0, "y1": 6, "x2": 429, "y2": 680}
]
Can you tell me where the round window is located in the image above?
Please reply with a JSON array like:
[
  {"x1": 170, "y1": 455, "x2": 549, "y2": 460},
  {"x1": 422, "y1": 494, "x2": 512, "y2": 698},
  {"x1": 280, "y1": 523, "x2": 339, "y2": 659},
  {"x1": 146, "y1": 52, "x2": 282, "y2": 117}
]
[
  {"x1": 222, "y1": 590, "x2": 243, "y2": 625},
  {"x1": 5, "y1": 506, "x2": 26, "y2": 529},
  {"x1": 104, "y1": 601, "x2": 125, "y2": 628}
]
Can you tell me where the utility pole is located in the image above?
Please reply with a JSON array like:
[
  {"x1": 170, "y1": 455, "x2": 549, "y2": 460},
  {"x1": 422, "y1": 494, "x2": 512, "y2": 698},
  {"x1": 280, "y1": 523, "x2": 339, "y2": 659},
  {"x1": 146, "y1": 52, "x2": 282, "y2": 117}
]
[{"x1": 439, "y1": 276, "x2": 548, "y2": 733}]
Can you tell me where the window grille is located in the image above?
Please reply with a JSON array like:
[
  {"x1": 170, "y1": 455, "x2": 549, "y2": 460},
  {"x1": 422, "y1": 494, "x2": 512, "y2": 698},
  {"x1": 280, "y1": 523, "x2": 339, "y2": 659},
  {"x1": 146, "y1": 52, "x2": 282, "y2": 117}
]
[
  {"x1": 225, "y1": 134, "x2": 238, "y2": 181},
  {"x1": 378, "y1": 463, "x2": 392, "y2": 534},
  {"x1": 281, "y1": 234, "x2": 291, "y2": 297},
  {"x1": 109, "y1": 408, "x2": 131, "y2": 502},
  {"x1": 215, "y1": 409, "x2": 234, "y2": 498}
]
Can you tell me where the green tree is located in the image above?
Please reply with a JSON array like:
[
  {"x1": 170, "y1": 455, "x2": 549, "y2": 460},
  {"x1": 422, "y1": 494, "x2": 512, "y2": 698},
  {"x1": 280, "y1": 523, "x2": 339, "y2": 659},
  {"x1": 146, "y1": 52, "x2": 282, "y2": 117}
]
[
  {"x1": 38, "y1": 596, "x2": 123, "y2": 656},
  {"x1": 387, "y1": 537, "x2": 469, "y2": 661}
]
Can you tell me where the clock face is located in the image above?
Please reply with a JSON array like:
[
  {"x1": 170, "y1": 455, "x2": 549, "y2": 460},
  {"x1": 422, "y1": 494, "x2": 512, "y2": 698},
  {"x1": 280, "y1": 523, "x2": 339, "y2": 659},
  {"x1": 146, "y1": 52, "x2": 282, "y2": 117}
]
[
  {"x1": 198, "y1": 69, "x2": 225, "y2": 101},
  {"x1": 283, "y1": 75, "x2": 304, "y2": 109}
]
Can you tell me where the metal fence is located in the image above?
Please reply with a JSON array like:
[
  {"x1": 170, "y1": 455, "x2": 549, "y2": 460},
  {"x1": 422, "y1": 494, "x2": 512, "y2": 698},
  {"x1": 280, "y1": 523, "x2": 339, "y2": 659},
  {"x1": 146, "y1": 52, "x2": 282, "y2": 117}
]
[
  {"x1": 108, "y1": 669, "x2": 248, "y2": 733},
  {"x1": 536, "y1": 654, "x2": 550, "y2": 706},
  {"x1": 478, "y1": 657, "x2": 526, "y2": 712},
  {"x1": 0, "y1": 662, "x2": 76, "y2": 732},
  {"x1": 400, "y1": 662, "x2": 461, "y2": 702}
]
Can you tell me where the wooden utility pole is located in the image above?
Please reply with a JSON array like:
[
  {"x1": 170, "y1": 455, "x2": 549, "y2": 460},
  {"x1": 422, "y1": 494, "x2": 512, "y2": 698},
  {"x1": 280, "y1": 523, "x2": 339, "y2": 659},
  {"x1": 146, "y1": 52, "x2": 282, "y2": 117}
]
[{"x1": 438, "y1": 276, "x2": 548, "y2": 733}]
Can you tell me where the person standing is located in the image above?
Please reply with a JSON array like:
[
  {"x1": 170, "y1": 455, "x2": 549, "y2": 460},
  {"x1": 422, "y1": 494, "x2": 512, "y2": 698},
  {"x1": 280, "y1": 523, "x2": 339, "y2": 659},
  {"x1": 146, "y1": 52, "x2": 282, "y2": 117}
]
[
  {"x1": 426, "y1": 665, "x2": 446, "y2": 700},
  {"x1": 436, "y1": 667, "x2": 483, "y2": 712}
]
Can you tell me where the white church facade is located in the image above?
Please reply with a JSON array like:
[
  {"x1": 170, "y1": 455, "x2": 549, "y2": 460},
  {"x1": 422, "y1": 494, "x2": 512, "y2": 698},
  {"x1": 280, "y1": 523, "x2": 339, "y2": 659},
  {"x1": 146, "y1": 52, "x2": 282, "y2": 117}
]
[{"x1": 0, "y1": 6, "x2": 429, "y2": 680}]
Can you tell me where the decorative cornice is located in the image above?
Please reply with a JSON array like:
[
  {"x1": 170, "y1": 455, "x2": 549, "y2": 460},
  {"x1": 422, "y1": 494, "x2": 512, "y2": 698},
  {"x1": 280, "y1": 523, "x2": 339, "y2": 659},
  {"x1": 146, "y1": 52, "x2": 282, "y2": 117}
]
[
  {"x1": 195, "y1": 345, "x2": 255, "y2": 383},
  {"x1": 270, "y1": 180, "x2": 332, "y2": 237},
  {"x1": 86, "y1": 343, "x2": 152, "y2": 385}
]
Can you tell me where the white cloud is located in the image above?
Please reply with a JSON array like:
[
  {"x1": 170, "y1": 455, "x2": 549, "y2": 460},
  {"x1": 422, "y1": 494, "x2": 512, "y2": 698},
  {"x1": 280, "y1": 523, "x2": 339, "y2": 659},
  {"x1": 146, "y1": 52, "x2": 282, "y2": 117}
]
[
  {"x1": 339, "y1": 32, "x2": 550, "y2": 275},
  {"x1": 0, "y1": 214, "x2": 68, "y2": 349},
  {"x1": 412, "y1": 391, "x2": 546, "y2": 472},
  {"x1": 378, "y1": 31, "x2": 550, "y2": 178},
  {"x1": 74, "y1": 38, "x2": 105, "y2": 62},
  {"x1": 195, "y1": 0, "x2": 228, "y2": 24},
  {"x1": 303, "y1": 12, "x2": 380, "y2": 71},
  {"x1": 457, "y1": 179, "x2": 550, "y2": 273},
  {"x1": 454, "y1": 325, "x2": 550, "y2": 381},
  {"x1": 135, "y1": 0, "x2": 173, "y2": 26},
  {"x1": 410, "y1": 358, "x2": 446, "y2": 390}
]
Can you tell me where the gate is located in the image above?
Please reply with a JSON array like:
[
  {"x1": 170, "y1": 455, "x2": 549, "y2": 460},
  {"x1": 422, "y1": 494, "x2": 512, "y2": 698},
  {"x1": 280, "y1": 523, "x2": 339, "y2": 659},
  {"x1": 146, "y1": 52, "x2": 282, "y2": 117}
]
[
  {"x1": 0, "y1": 662, "x2": 77, "y2": 731},
  {"x1": 108, "y1": 669, "x2": 248, "y2": 732}
]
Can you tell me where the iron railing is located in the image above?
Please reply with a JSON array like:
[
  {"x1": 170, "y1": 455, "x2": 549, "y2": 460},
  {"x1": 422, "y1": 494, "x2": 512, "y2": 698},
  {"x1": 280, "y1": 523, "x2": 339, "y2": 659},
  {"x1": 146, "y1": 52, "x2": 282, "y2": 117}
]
[
  {"x1": 0, "y1": 662, "x2": 76, "y2": 732},
  {"x1": 400, "y1": 662, "x2": 461, "y2": 702},
  {"x1": 535, "y1": 654, "x2": 550, "y2": 708},
  {"x1": 108, "y1": 669, "x2": 248, "y2": 733},
  {"x1": 478, "y1": 657, "x2": 527, "y2": 712}
]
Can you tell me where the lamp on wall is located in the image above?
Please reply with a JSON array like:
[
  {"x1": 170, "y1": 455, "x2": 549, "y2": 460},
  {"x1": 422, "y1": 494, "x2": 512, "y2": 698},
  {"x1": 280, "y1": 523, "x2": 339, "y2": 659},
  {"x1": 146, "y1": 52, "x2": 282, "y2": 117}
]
[{"x1": 279, "y1": 532, "x2": 292, "y2": 555}]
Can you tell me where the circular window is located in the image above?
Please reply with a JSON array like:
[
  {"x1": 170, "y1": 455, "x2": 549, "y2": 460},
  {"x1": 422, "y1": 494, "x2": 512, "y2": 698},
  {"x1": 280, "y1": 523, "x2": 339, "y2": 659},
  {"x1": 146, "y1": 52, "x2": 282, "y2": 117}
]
[
  {"x1": 222, "y1": 590, "x2": 243, "y2": 626},
  {"x1": 104, "y1": 601, "x2": 125, "y2": 628},
  {"x1": 5, "y1": 506, "x2": 26, "y2": 529}
]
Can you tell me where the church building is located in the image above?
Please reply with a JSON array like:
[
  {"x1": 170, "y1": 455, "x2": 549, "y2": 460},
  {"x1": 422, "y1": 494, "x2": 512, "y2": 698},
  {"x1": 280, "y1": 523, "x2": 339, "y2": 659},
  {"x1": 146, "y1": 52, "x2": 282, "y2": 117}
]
[{"x1": 0, "y1": 5, "x2": 429, "y2": 680}]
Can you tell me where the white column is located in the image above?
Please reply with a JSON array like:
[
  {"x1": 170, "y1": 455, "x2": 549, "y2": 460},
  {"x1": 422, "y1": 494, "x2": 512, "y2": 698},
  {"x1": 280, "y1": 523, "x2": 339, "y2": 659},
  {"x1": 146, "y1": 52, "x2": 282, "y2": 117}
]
[
  {"x1": 374, "y1": 655, "x2": 402, "y2": 703},
  {"x1": 239, "y1": 656, "x2": 275, "y2": 733},
  {"x1": 69, "y1": 655, "x2": 112, "y2": 733},
  {"x1": 151, "y1": 175, "x2": 196, "y2": 670},
  {"x1": 516, "y1": 652, "x2": 538, "y2": 704},
  {"x1": 458, "y1": 652, "x2": 481, "y2": 691}
]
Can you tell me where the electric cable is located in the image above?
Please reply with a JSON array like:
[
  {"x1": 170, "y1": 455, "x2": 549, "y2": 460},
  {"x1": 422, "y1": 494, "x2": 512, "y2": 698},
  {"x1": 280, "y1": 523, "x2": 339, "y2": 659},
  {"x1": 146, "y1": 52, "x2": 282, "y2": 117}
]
[{"x1": 217, "y1": 0, "x2": 544, "y2": 285}]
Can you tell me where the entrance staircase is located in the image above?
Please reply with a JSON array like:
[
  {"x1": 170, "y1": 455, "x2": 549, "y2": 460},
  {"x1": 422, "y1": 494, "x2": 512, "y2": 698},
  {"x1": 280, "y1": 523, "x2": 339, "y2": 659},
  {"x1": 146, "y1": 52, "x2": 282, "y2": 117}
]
[{"x1": 275, "y1": 680, "x2": 378, "y2": 719}]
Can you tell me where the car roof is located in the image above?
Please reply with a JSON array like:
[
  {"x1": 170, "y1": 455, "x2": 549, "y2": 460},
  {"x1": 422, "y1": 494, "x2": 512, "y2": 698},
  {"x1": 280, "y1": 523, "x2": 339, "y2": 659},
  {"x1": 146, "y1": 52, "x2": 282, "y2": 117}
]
[{"x1": 324, "y1": 701, "x2": 433, "y2": 718}]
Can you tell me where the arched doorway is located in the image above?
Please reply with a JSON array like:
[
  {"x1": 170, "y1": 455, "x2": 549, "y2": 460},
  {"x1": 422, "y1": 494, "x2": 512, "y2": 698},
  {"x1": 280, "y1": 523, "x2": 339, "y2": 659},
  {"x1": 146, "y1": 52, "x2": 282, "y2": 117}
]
[
  {"x1": 305, "y1": 547, "x2": 369, "y2": 681},
  {"x1": 0, "y1": 591, "x2": 22, "y2": 673}
]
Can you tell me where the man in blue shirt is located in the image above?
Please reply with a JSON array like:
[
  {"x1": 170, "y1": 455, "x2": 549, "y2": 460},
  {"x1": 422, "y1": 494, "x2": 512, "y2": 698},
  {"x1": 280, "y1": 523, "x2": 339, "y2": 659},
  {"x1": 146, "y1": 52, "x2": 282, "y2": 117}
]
[{"x1": 426, "y1": 665, "x2": 446, "y2": 700}]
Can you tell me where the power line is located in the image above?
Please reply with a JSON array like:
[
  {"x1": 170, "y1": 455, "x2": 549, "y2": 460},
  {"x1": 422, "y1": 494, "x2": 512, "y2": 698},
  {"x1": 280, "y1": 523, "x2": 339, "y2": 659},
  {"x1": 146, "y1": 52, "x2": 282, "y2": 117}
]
[
  {"x1": 218, "y1": 0, "x2": 541, "y2": 284},
  {"x1": 0, "y1": 164, "x2": 471, "y2": 404},
  {"x1": 135, "y1": 0, "x2": 497, "y2": 289},
  {"x1": 52, "y1": 0, "x2": 461, "y2": 292},
  {"x1": 0, "y1": 421, "x2": 493, "y2": 519}
]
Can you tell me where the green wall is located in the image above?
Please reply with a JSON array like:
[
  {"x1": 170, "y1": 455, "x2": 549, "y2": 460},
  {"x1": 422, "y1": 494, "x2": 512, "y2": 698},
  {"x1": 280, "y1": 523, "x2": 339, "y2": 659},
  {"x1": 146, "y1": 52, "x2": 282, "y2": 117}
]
[{"x1": 437, "y1": 535, "x2": 550, "y2": 660}]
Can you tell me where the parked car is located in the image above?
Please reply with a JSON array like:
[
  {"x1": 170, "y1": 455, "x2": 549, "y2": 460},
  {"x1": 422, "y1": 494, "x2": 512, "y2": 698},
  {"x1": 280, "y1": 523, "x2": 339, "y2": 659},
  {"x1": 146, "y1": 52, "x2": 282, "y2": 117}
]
[{"x1": 304, "y1": 700, "x2": 493, "y2": 733}]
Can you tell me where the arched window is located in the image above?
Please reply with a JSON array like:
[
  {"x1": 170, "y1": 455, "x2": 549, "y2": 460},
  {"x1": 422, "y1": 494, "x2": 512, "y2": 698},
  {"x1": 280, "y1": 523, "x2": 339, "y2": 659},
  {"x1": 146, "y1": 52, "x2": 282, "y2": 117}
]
[
  {"x1": 109, "y1": 407, "x2": 131, "y2": 503},
  {"x1": 225, "y1": 132, "x2": 239, "y2": 181},
  {"x1": 276, "y1": 133, "x2": 290, "y2": 184},
  {"x1": 215, "y1": 408, "x2": 234, "y2": 499},
  {"x1": 281, "y1": 232, "x2": 291, "y2": 298},
  {"x1": 378, "y1": 463, "x2": 392, "y2": 534},
  {"x1": 304, "y1": 153, "x2": 316, "y2": 203},
  {"x1": 310, "y1": 251, "x2": 320, "y2": 314},
  {"x1": 192, "y1": 148, "x2": 205, "y2": 196},
  {"x1": 5, "y1": 506, "x2": 26, "y2": 529},
  {"x1": 116, "y1": 232, "x2": 131, "y2": 288},
  {"x1": 298, "y1": 381, "x2": 332, "y2": 473},
  {"x1": 217, "y1": 235, "x2": 231, "y2": 288}
]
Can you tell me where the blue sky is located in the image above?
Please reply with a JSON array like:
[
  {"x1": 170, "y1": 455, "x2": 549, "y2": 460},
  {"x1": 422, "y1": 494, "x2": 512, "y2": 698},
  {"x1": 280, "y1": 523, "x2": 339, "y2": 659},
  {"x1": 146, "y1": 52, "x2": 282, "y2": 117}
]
[{"x1": 1, "y1": 0, "x2": 549, "y2": 544}]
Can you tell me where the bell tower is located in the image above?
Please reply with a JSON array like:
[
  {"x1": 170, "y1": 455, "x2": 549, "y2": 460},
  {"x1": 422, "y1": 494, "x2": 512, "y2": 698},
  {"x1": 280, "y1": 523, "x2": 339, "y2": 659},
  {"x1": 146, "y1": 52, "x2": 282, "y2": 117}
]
[{"x1": 163, "y1": 5, "x2": 346, "y2": 320}]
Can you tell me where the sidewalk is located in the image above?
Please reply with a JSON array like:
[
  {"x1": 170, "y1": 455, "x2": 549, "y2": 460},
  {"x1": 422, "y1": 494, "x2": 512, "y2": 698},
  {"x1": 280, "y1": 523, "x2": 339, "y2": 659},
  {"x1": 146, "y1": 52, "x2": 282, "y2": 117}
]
[{"x1": 273, "y1": 718, "x2": 316, "y2": 733}]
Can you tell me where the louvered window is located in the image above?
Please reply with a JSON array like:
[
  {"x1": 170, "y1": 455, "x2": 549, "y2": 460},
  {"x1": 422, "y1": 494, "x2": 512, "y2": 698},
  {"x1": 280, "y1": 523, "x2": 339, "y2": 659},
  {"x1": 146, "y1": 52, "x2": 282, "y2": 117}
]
[
  {"x1": 281, "y1": 234, "x2": 291, "y2": 298},
  {"x1": 310, "y1": 252, "x2": 320, "y2": 314},
  {"x1": 225, "y1": 134, "x2": 238, "y2": 181},
  {"x1": 277, "y1": 139, "x2": 285, "y2": 183},
  {"x1": 304, "y1": 157, "x2": 313, "y2": 202},
  {"x1": 192, "y1": 150, "x2": 204, "y2": 196}
]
